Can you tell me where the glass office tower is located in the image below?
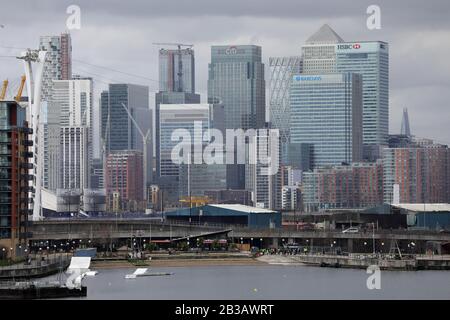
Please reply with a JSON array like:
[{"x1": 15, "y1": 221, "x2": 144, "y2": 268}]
[
  {"x1": 290, "y1": 73, "x2": 363, "y2": 168},
  {"x1": 335, "y1": 41, "x2": 389, "y2": 147},
  {"x1": 159, "y1": 104, "x2": 226, "y2": 204},
  {"x1": 100, "y1": 84, "x2": 152, "y2": 183},
  {"x1": 158, "y1": 48, "x2": 196, "y2": 94},
  {"x1": 208, "y1": 45, "x2": 265, "y2": 189},
  {"x1": 208, "y1": 45, "x2": 265, "y2": 130},
  {"x1": 268, "y1": 56, "x2": 302, "y2": 164}
]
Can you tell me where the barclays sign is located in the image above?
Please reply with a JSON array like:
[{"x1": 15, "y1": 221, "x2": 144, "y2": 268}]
[{"x1": 293, "y1": 75, "x2": 322, "y2": 81}]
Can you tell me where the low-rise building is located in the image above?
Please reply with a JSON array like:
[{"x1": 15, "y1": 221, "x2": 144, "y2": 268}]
[
  {"x1": 105, "y1": 150, "x2": 144, "y2": 212},
  {"x1": 302, "y1": 161, "x2": 383, "y2": 212},
  {"x1": 383, "y1": 144, "x2": 450, "y2": 204},
  {"x1": 165, "y1": 204, "x2": 281, "y2": 229}
]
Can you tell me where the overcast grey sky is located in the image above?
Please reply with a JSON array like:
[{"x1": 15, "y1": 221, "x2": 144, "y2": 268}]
[{"x1": 1, "y1": 0, "x2": 450, "y2": 144}]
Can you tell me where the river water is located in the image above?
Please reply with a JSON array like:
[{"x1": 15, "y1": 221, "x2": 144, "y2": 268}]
[{"x1": 55, "y1": 265, "x2": 450, "y2": 300}]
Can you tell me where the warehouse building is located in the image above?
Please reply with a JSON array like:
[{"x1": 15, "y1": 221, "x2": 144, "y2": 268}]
[{"x1": 165, "y1": 204, "x2": 281, "y2": 229}]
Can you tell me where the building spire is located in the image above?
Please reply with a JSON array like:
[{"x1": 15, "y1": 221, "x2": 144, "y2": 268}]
[{"x1": 400, "y1": 107, "x2": 411, "y2": 136}]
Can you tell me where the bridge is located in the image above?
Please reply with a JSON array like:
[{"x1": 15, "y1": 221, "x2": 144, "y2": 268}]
[{"x1": 29, "y1": 219, "x2": 450, "y2": 253}]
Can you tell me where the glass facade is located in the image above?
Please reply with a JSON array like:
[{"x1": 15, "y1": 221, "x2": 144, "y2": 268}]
[
  {"x1": 208, "y1": 45, "x2": 265, "y2": 189},
  {"x1": 208, "y1": 45, "x2": 265, "y2": 130},
  {"x1": 39, "y1": 33, "x2": 72, "y2": 101},
  {"x1": 268, "y1": 56, "x2": 302, "y2": 163},
  {"x1": 155, "y1": 91, "x2": 200, "y2": 179},
  {"x1": 301, "y1": 29, "x2": 389, "y2": 148},
  {"x1": 100, "y1": 84, "x2": 150, "y2": 153},
  {"x1": 336, "y1": 42, "x2": 389, "y2": 146},
  {"x1": 159, "y1": 104, "x2": 226, "y2": 201},
  {"x1": 290, "y1": 73, "x2": 363, "y2": 168},
  {"x1": 158, "y1": 48, "x2": 195, "y2": 94}
]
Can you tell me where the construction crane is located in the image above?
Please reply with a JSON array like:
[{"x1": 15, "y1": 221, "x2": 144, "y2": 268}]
[
  {"x1": 152, "y1": 42, "x2": 193, "y2": 92},
  {"x1": 120, "y1": 103, "x2": 151, "y2": 205},
  {"x1": 179, "y1": 196, "x2": 210, "y2": 208},
  {"x1": 0, "y1": 79, "x2": 7, "y2": 100}
]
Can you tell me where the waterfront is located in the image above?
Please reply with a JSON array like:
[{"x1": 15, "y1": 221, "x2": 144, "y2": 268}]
[{"x1": 51, "y1": 265, "x2": 450, "y2": 300}]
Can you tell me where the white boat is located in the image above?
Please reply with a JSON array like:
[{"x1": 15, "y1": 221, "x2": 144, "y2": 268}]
[
  {"x1": 125, "y1": 268, "x2": 148, "y2": 279},
  {"x1": 125, "y1": 268, "x2": 173, "y2": 279}
]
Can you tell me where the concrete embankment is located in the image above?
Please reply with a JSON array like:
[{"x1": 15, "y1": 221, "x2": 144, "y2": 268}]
[
  {"x1": 91, "y1": 252, "x2": 263, "y2": 269},
  {"x1": 0, "y1": 256, "x2": 70, "y2": 279},
  {"x1": 257, "y1": 254, "x2": 450, "y2": 270},
  {"x1": 256, "y1": 255, "x2": 305, "y2": 266}
]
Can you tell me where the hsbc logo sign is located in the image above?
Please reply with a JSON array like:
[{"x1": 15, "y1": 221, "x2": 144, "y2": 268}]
[{"x1": 337, "y1": 44, "x2": 361, "y2": 50}]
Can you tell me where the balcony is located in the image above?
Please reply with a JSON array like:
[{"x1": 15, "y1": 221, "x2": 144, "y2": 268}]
[
  {"x1": 21, "y1": 151, "x2": 33, "y2": 158},
  {"x1": 20, "y1": 208, "x2": 32, "y2": 215},
  {"x1": 21, "y1": 186, "x2": 34, "y2": 193},
  {"x1": 22, "y1": 140, "x2": 33, "y2": 147},
  {"x1": 20, "y1": 163, "x2": 33, "y2": 169},
  {"x1": 20, "y1": 174, "x2": 33, "y2": 181}
]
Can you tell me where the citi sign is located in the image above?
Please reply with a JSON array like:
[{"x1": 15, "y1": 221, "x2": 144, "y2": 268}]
[
  {"x1": 225, "y1": 46, "x2": 238, "y2": 55},
  {"x1": 337, "y1": 43, "x2": 361, "y2": 50}
]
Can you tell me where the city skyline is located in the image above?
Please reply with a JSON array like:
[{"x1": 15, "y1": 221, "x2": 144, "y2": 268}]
[{"x1": 0, "y1": 0, "x2": 449, "y2": 145}]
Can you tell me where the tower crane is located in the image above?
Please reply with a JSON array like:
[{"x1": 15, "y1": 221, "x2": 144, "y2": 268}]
[
  {"x1": 120, "y1": 103, "x2": 151, "y2": 206},
  {"x1": 152, "y1": 43, "x2": 193, "y2": 92}
]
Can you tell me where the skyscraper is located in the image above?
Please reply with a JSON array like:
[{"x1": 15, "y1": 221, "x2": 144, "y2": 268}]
[
  {"x1": 100, "y1": 84, "x2": 152, "y2": 184},
  {"x1": 39, "y1": 32, "x2": 72, "y2": 101},
  {"x1": 59, "y1": 126, "x2": 89, "y2": 190},
  {"x1": 401, "y1": 108, "x2": 411, "y2": 136},
  {"x1": 208, "y1": 45, "x2": 265, "y2": 189},
  {"x1": 159, "y1": 104, "x2": 226, "y2": 205},
  {"x1": 301, "y1": 24, "x2": 344, "y2": 73},
  {"x1": 208, "y1": 45, "x2": 265, "y2": 130},
  {"x1": 268, "y1": 56, "x2": 302, "y2": 162},
  {"x1": 155, "y1": 46, "x2": 200, "y2": 183},
  {"x1": 335, "y1": 41, "x2": 389, "y2": 148},
  {"x1": 301, "y1": 25, "x2": 389, "y2": 153},
  {"x1": 155, "y1": 91, "x2": 200, "y2": 179},
  {"x1": 290, "y1": 73, "x2": 363, "y2": 167},
  {"x1": 158, "y1": 48, "x2": 195, "y2": 93},
  {"x1": 245, "y1": 128, "x2": 282, "y2": 210},
  {"x1": 46, "y1": 79, "x2": 94, "y2": 190}
]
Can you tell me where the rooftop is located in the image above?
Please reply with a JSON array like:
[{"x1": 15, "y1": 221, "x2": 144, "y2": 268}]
[
  {"x1": 305, "y1": 24, "x2": 344, "y2": 44},
  {"x1": 208, "y1": 204, "x2": 276, "y2": 214},
  {"x1": 393, "y1": 203, "x2": 450, "y2": 212}
]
